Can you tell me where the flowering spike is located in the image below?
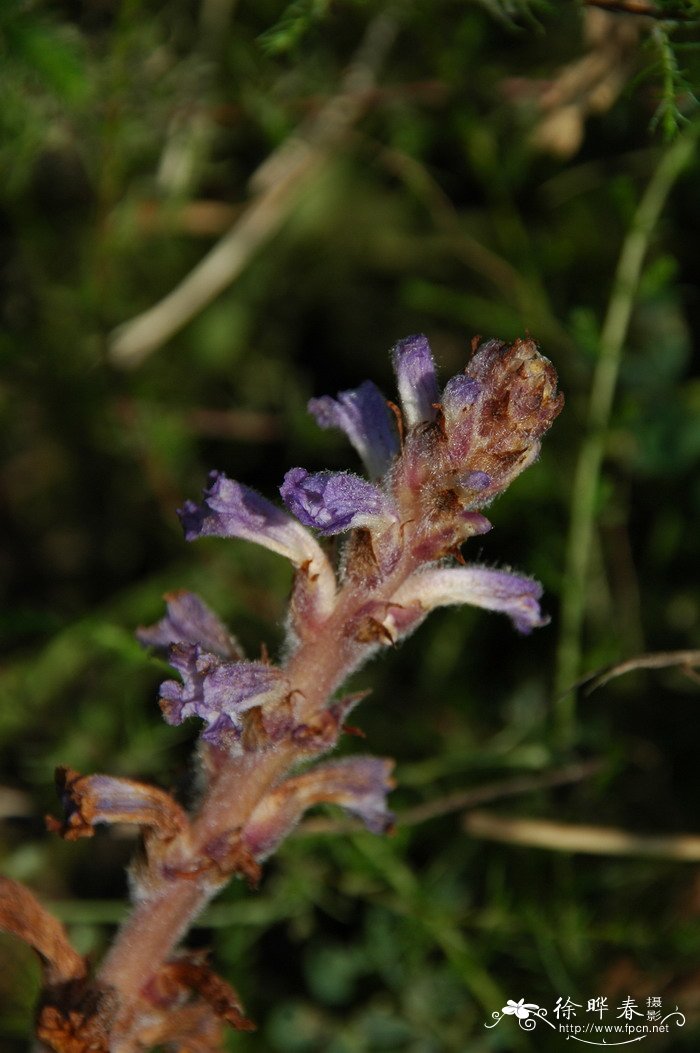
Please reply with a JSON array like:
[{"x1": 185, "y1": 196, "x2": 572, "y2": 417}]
[
  {"x1": 280, "y1": 468, "x2": 396, "y2": 536},
  {"x1": 2, "y1": 330, "x2": 565, "y2": 1052},
  {"x1": 241, "y1": 756, "x2": 395, "y2": 860},
  {"x1": 179, "y1": 472, "x2": 336, "y2": 614},
  {"x1": 391, "y1": 333, "x2": 440, "y2": 428},
  {"x1": 391, "y1": 566, "x2": 548, "y2": 634},
  {"x1": 308, "y1": 380, "x2": 400, "y2": 479},
  {"x1": 159, "y1": 645, "x2": 287, "y2": 747},
  {"x1": 137, "y1": 591, "x2": 243, "y2": 659}
]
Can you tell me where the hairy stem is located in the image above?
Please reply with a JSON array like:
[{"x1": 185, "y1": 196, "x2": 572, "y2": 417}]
[
  {"x1": 96, "y1": 539, "x2": 424, "y2": 1048},
  {"x1": 96, "y1": 750, "x2": 292, "y2": 1013}
]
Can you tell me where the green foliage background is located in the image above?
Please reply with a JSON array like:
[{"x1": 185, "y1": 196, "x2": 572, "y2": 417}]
[{"x1": 1, "y1": 0, "x2": 700, "y2": 1049}]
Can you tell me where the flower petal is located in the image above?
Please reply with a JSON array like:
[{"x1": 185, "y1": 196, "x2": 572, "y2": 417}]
[
  {"x1": 391, "y1": 566, "x2": 548, "y2": 634},
  {"x1": 391, "y1": 334, "x2": 440, "y2": 428},
  {"x1": 159, "y1": 645, "x2": 286, "y2": 741},
  {"x1": 0, "y1": 876, "x2": 85, "y2": 987},
  {"x1": 441, "y1": 373, "x2": 481, "y2": 425},
  {"x1": 137, "y1": 591, "x2": 243, "y2": 660},
  {"x1": 179, "y1": 472, "x2": 326, "y2": 567},
  {"x1": 308, "y1": 380, "x2": 400, "y2": 479},
  {"x1": 280, "y1": 469, "x2": 396, "y2": 536},
  {"x1": 241, "y1": 756, "x2": 395, "y2": 860},
  {"x1": 179, "y1": 472, "x2": 336, "y2": 614}
]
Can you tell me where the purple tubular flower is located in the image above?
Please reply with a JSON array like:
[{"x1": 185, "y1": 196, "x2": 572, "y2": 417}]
[
  {"x1": 136, "y1": 591, "x2": 242, "y2": 660},
  {"x1": 280, "y1": 468, "x2": 396, "y2": 536},
  {"x1": 241, "y1": 756, "x2": 395, "y2": 860},
  {"x1": 179, "y1": 471, "x2": 324, "y2": 566},
  {"x1": 391, "y1": 334, "x2": 440, "y2": 428},
  {"x1": 391, "y1": 566, "x2": 548, "y2": 634},
  {"x1": 179, "y1": 471, "x2": 336, "y2": 613},
  {"x1": 308, "y1": 380, "x2": 400, "y2": 480},
  {"x1": 159, "y1": 644, "x2": 286, "y2": 739}
]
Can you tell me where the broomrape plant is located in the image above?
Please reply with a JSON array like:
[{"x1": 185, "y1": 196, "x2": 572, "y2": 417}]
[{"x1": 0, "y1": 333, "x2": 562, "y2": 1051}]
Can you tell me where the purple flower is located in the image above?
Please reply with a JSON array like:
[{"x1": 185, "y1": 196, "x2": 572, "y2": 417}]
[
  {"x1": 280, "y1": 468, "x2": 396, "y2": 536},
  {"x1": 391, "y1": 334, "x2": 440, "y2": 428},
  {"x1": 308, "y1": 380, "x2": 400, "y2": 480},
  {"x1": 159, "y1": 644, "x2": 286, "y2": 740},
  {"x1": 241, "y1": 756, "x2": 395, "y2": 860},
  {"x1": 391, "y1": 566, "x2": 548, "y2": 634},
  {"x1": 179, "y1": 472, "x2": 325, "y2": 566},
  {"x1": 137, "y1": 591, "x2": 242, "y2": 660},
  {"x1": 179, "y1": 471, "x2": 336, "y2": 613}
]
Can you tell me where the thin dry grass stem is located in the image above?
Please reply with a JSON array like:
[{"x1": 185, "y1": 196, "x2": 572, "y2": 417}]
[
  {"x1": 579, "y1": 649, "x2": 700, "y2": 695},
  {"x1": 108, "y1": 13, "x2": 399, "y2": 368},
  {"x1": 465, "y1": 812, "x2": 700, "y2": 861},
  {"x1": 298, "y1": 759, "x2": 602, "y2": 835}
]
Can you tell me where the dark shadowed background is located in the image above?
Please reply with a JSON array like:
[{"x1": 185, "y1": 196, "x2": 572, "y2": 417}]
[{"x1": 1, "y1": 1, "x2": 700, "y2": 1048}]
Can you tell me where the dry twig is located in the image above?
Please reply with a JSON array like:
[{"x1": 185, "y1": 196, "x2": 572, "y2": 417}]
[
  {"x1": 576, "y1": 649, "x2": 700, "y2": 696},
  {"x1": 465, "y1": 811, "x2": 700, "y2": 861}
]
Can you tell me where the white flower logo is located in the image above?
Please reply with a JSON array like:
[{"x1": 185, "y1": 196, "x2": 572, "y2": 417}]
[{"x1": 502, "y1": 998, "x2": 540, "y2": 1020}]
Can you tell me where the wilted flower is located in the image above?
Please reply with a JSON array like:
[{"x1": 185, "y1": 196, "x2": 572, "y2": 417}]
[{"x1": 502, "y1": 998, "x2": 540, "y2": 1020}]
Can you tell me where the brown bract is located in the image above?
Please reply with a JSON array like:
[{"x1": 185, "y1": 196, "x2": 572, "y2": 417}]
[
  {"x1": 466, "y1": 336, "x2": 564, "y2": 476},
  {"x1": 153, "y1": 953, "x2": 255, "y2": 1032},
  {"x1": 0, "y1": 877, "x2": 116, "y2": 1053},
  {"x1": 37, "y1": 984, "x2": 118, "y2": 1053},
  {"x1": 0, "y1": 876, "x2": 85, "y2": 987}
]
